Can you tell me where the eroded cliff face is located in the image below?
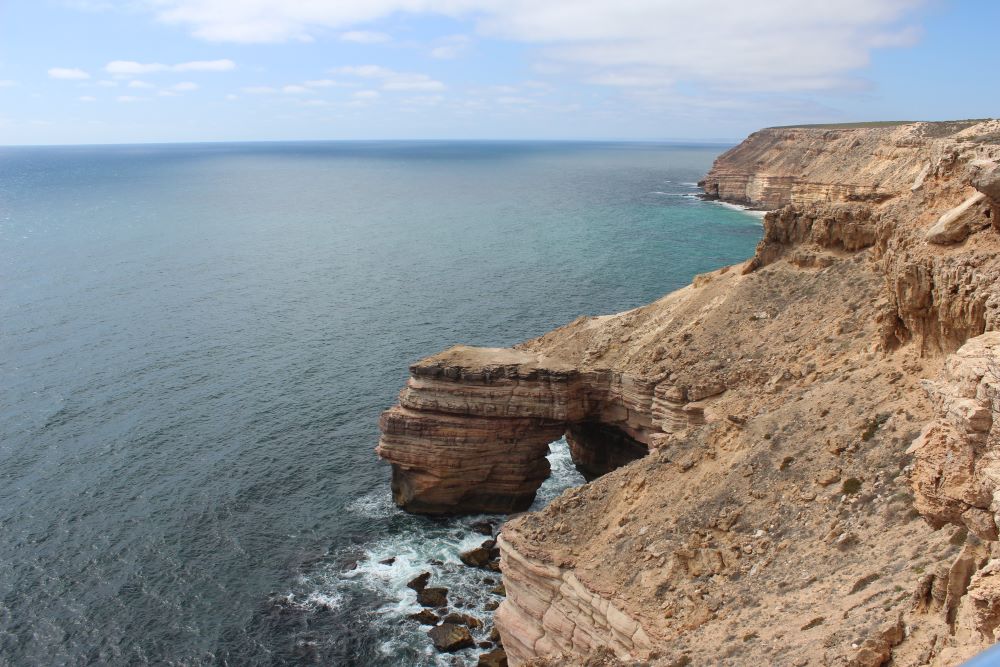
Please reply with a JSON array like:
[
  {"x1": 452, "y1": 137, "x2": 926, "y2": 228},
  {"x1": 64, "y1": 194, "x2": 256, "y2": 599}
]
[{"x1": 377, "y1": 120, "x2": 1000, "y2": 665}]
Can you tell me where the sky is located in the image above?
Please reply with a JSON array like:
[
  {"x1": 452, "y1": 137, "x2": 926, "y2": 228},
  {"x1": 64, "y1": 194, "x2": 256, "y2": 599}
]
[{"x1": 0, "y1": 0, "x2": 996, "y2": 144}]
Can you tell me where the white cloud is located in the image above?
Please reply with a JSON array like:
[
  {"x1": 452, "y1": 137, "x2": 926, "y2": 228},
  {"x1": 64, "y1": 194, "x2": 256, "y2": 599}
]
[
  {"x1": 173, "y1": 59, "x2": 236, "y2": 72},
  {"x1": 128, "y1": 80, "x2": 155, "y2": 88},
  {"x1": 0, "y1": 80, "x2": 17, "y2": 87},
  {"x1": 353, "y1": 89, "x2": 380, "y2": 100},
  {"x1": 401, "y1": 94, "x2": 444, "y2": 107},
  {"x1": 335, "y1": 65, "x2": 446, "y2": 91},
  {"x1": 430, "y1": 34, "x2": 471, "y2": 60},
  {"x1": 497, "y1": 96, "x2": 533, "y2": 106},
  {"x1": 78, "y1": 95, "x2": 97, "y2": 102},
  {"x1": 148, "y1": 0, "x2": 924, "y2": 93},
  {"x1": 281, "y1": 84, "x2": 313, "y2": 94},
  {"x1": 48, "y1": 67, "x2": 90, "y2": 80},
  {"x1": 340, "y1": 30, "x2": 391, "y2": 44},
  {"x1": 63, "y1": 0, "x2": 114, "y2": 11},
  {"x1": 304, "y1": 79, "x2": 353, "y2": 88},
  {"x1": 106, "y1": 61, "x2": 167, "y2": 75},
  {"x1": 173, "y1": 81, "x2": 199, "y2": 91},
  {"x1": 105, "y1": 59, "x2": 235, "y2": 76}
]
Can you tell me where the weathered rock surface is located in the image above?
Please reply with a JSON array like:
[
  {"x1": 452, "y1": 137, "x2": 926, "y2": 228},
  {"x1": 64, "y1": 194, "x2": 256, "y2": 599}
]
[
  {"x1": 909, "y1": 332, "x2": 1000, "y2": 540},
  {"x1": 495, "y1": 533, "x2": 652, "y2": 663},
  {"x1": 478, "y1": 648, "x2": 509, "y2": 667},
  {"x1": 926, "y1": 192, "x2": 989, "y2": 244},
  {"x1": 428, "y1": 623, "x2": 475, "y2": 652},
  {"x1": 378, "y1": 119, "x2": 1000, "y2": 665},
  {"x1": 417, "y1": 587, "x2": 449, "y2": 608},
  {"x1": 407, "y1": 571, "x2": 431, "y2": 591}
]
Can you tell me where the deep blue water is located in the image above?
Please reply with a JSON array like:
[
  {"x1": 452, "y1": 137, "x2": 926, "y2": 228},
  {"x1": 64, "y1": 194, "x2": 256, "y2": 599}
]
[{"x1": 0, "y1": 141, "x2": 760, "y2": 665}]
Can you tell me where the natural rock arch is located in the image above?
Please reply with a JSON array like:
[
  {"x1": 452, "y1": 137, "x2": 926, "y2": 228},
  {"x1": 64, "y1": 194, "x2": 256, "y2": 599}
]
[{"x1": 376, "y1": 345, "x2": 713, "y2": 514}]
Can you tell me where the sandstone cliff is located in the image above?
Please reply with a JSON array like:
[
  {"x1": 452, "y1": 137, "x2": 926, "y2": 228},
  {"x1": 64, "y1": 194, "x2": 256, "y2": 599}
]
[{"x1": 378, "y1": 119, "x2": 1000, "y2": 665}]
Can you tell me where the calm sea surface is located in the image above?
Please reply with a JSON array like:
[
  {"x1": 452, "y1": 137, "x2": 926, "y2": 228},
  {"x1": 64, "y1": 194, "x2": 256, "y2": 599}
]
[{"x1": 0, "y1": 141, "x2": 760, "y2": 665}]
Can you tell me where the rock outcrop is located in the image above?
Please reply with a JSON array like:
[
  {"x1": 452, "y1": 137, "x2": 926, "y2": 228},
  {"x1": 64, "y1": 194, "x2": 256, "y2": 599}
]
[
  {"x1": 909, "y1": 332, "x2": 1000, "y2": 540},
  {"x1": 495, "y1": 533, "x2": 653, "y2": 663},
  {"x1": 377, "y1": 119, "x2": 1000, "y2": 665}
]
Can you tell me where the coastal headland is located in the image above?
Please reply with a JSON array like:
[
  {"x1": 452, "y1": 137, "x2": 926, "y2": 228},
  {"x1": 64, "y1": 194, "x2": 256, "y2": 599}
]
[{"x1": 378, "y1": 119, "x2": 1000, "y2": 665}]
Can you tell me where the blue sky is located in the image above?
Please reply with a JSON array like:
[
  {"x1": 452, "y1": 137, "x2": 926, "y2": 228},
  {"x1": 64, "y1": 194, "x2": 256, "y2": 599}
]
[{"x1": 0, "y1": 0, "x2": 995, "y2": 144}]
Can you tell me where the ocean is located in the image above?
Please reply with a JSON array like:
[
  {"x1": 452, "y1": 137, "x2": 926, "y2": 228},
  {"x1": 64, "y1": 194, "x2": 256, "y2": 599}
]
[{"x1": 0, "y1": 141, "x2": 761, "y2": 665}]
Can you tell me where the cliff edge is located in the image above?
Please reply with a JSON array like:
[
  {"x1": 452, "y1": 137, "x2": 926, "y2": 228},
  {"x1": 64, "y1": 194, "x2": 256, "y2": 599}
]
[{"x1": 378, "y1": 119, "x2": 1000, "y2": 665}]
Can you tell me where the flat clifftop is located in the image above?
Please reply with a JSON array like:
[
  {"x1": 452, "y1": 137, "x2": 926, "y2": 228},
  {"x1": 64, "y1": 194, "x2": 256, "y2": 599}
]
[{"x1": 377, "y1": 120, "x2": 1000, "y2": 665}]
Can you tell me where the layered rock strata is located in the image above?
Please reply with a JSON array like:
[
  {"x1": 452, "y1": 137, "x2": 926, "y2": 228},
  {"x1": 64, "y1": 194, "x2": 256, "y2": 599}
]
[
  {"x1": 377, "y1": 120, "x2": 1000, "y2": 665},
  {"x1": 377, "y1": 347, "x2": 666, "y2": 512}
]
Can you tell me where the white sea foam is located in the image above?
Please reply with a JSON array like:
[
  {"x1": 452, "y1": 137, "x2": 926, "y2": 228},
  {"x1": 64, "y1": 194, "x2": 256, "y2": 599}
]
[
  {"x1": 713, "y1": 200, "x2": 767, "y2": 220},
  {"x1": 346, "y1": 490, "x2": 395, "y2": 519},
  {"x1": 650, "y1": 191, "x2": 702, "y2": 199},
  {"x1": 303, "y1": 590, "x2": 343, "y2": 610},
  {"x1": 306, "y1": 439, "x2": 586, "y2": 665}
]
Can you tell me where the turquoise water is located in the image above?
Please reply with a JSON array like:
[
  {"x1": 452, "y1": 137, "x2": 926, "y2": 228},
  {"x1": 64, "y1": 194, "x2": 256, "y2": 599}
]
[{"x1": 0, "y1": 141, "x2": 760, "y2": 665}]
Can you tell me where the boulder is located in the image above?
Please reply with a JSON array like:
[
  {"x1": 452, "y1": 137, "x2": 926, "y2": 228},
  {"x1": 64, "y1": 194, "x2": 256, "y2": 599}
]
[
  {"x1": 478, "y1": 648, "x2": 509, "y2": 667},
  {"x1": 428, "y1": 623, "x2": 475, "y2": 652},
  {"x1": 460, "y1": 547, "x2": 492, "y2": 569},
  {"x1": 417, "y1": 587, "x2": 449, "y2": 607},
  {"x1": 970, "y1": 159, "x2": 1000, "y2": 200},
  {"x1": 407, "y1": 572, "x2": 431, "y2": 592},
  {"x1": 443, "y1": 612, "x2": 483, "y2": 629},
  {"x1": 926, "y1": 192, "x2": 987, "y2": 244}
]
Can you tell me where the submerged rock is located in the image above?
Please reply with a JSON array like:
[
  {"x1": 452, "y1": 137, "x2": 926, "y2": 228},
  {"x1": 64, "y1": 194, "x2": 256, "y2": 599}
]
[
  {"x1": 443, "y1": 612, "x2": 483, "y2": 629},
  {"x1": 409, "y1": 609, "x2": 439, "y2": 625},
  {"x1": 471, "y1": 521, "x2": 495, "y2": 536},
  {"x1": 428, "y1": 623, "x2": 475, "y2": 652}
]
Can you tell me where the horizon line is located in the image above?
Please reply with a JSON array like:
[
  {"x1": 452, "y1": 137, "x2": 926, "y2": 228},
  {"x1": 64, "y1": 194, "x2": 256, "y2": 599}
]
[{"x1": 0, "y1": 137, "x2": 743, "y2": 149}]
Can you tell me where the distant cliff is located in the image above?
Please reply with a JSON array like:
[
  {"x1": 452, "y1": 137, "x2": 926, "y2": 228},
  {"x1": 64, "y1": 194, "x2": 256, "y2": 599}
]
[
  {"x1": 378, "y1": 120, "x2": 1000, "y2": 666},
  {"x1": 702, "y1": 120, "x2": 995, "y2": 208}
]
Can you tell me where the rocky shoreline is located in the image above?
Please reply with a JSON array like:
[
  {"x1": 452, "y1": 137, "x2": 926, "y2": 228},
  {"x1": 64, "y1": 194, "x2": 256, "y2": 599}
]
[
  {"x1": 378, "y1": 119, "x2": 1000, "y2": 665},
  {"x1": 401, "y1": 520, "x2": 510, "y2": 664}
]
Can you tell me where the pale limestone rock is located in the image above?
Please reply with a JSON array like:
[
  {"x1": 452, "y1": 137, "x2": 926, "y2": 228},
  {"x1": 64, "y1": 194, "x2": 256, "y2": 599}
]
[
  {"x1": 926, "y1": 192, "x2": 988, "y2": 244},
  {"x1": 909, "y1": 332, "x2": 1000, "y2": 540}
]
